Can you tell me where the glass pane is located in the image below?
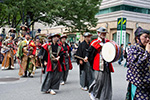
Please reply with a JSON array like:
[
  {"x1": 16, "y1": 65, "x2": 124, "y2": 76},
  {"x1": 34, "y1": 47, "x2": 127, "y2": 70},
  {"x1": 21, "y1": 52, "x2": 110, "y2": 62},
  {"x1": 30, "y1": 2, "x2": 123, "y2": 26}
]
[
  {"x1": 110, "y1": 6, "x2": 121, "y2": 12},
  {"x1": 113, "y1": 33, "x2": 117, "y2": 42},
  {"x1": 97, "y1": 5, "x2": 150, "y2": 15},
  {"x1": 97, "y1": 8, "x2": 109, "y2": 15},
  {"x1": 126, "y1": 33, "x2": 130, "y2": 46}
]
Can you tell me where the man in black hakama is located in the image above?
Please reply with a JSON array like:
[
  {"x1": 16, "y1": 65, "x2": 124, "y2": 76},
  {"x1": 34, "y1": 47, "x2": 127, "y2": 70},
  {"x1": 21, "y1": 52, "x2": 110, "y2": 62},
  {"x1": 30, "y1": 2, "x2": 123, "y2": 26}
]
[
  {"x1": 84, "y1": 27, "x2": 114, "y2": 100},
  {"x1": 76, "y1": 32, "x2": 94, "y2": 91},
  {"x1": 40, "y1": 33, "x2": 63, "y2": 95}
]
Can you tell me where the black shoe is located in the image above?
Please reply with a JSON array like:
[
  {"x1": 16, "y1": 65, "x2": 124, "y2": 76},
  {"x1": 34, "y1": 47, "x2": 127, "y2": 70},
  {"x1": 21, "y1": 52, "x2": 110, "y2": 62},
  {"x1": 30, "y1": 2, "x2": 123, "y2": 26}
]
[
  {"x1": 22, "y1": 75, "x2": 27, "y2": 78},
  {"x1": 28, "y1": 73, "x2": 33, "y2": 78}
]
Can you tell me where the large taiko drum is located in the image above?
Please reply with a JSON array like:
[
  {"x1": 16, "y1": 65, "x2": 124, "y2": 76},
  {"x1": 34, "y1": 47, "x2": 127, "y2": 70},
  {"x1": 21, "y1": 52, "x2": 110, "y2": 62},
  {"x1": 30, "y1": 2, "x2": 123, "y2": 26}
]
[{"x1": 101, "y1": 41, "x2": 121, "y2": 63}]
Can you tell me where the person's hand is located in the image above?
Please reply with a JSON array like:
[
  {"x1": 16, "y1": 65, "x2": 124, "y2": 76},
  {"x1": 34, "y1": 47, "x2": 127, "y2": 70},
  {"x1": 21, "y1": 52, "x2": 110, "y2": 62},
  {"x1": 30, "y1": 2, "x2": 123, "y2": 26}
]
[
  {"x1": 146, "y1": 42, "x2": 150, "y2": 53},
  {"x1": 44, "y1": 61, "x2": 47, "y2": 66},
  {"x1": 79, "y1": 60, "x2": 83, "y2": 65},
  {"x1": 84, "y1": 57, "x2": 88, "y2": 62},
  {"x1": 29, "y1": 55, "x2": 34, "y2": 58},
  {"x1": 55, "y1": 56, "x2": 60, "y2": 61},
  {"x1": 100, "y1": 43, "x2": 104, "y2": 46}
]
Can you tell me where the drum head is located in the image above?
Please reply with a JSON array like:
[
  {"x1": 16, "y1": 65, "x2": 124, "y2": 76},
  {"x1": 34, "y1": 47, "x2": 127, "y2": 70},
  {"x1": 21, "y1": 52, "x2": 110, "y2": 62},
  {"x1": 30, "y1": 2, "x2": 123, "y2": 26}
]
[{"x1": 102, "y1": 42, "x2": 116, "y2": 62}]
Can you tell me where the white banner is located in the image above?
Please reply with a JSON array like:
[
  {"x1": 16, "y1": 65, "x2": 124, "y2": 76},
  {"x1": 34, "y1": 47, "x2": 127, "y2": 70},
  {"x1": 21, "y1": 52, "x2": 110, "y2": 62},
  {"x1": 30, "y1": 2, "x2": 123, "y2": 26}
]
[
  {"x1": 122, "y1": 31, "x2": 126, "y2": 49},
  {"x1": 117, "y1": 31, "x2": 120, "y2": 46},
  {"x1": 117, "y1": 30, "x2": 126, "y2": 49}
]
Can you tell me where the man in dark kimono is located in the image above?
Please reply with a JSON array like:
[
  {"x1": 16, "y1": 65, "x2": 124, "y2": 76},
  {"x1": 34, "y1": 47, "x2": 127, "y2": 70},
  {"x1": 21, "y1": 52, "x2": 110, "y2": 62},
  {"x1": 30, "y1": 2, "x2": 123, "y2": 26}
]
[
  {"x1": 40, "y1": 33, "x2": 63, "y2": 95},
  {"x1": 76, "y1": 32, "x2": 94, "y2": 91},
  {"x1": 84, "y1": 27, "x2": 114, "y2": 100},
  {"x1": 59, "y1": 34, "x2": 73, "y2": 85}
]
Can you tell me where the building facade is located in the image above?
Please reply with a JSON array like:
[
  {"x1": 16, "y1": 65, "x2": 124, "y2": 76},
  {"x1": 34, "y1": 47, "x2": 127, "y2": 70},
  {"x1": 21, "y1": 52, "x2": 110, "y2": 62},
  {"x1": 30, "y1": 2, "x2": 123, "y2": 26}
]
[
  {"x1": 37, "y1": 0, "x2": 150, "y2": 44},
  {"x1": 95, "y1": 0, "x2": 150, "y2": 45}
]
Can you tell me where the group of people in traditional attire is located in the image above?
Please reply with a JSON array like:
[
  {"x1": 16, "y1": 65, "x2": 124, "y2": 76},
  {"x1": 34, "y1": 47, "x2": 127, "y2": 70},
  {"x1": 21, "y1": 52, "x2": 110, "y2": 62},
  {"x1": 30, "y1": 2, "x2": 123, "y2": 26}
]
[
  {"x1": 76, "y1": 26, "x2": 150, "y2": 100},
  {"x1": 76, "y1": 27, "x2": 114, "y2": 100},
  {"x1": 0, "y1": 25, "x2": 149, "y2": 100},
  {"x1": 39, "y1": 33, "x2": 73, "y2": 95},
  {"x1": 0, "y1": 26, "x2": 38, "y2": 77},
  {"x1": 0, "y1": 26, "x2": 74, "y2": 95}
]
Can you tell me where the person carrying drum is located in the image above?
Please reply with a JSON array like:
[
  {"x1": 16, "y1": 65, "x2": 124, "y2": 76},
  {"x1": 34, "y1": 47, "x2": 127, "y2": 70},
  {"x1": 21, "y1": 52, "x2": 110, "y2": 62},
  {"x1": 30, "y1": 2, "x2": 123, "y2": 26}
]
[
  {"x1": 125, "y1": 27, "x2": 150, "y2": 100},
  {"x1": 84, "y1": 27, "x2": 114, "y2": 100},
  {"x1": 76, "y1": 32, "x2": 94, "y2": 91}
]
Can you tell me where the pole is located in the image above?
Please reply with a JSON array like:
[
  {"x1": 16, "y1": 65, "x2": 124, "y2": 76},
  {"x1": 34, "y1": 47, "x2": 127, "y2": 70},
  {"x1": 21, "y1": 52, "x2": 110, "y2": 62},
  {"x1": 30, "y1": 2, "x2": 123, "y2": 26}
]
[
  {"x1": 74, "y1": 55, "x2": 84, "y2": 60},
  {"x1": 120, "y1": 18, "x2": 123, "y2": 45}
]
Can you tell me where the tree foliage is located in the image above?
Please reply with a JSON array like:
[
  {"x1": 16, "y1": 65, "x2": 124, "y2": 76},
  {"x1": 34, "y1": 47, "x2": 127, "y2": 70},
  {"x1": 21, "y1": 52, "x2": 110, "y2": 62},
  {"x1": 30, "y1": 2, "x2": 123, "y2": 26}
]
[{"x1": 0, "y1": 0, "x2": 102, "y2": 32}]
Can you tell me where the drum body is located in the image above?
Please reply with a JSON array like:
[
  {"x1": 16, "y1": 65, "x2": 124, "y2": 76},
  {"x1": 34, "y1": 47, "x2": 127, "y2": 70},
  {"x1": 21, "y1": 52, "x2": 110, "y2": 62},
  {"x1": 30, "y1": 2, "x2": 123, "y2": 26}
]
[{"x1": 102, "y1": 41, "x2": 121, "y2": 63}]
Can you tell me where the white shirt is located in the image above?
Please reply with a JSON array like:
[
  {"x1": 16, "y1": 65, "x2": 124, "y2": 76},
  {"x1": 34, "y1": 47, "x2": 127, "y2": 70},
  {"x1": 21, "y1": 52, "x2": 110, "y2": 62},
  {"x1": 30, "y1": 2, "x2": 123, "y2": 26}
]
[
  {"x1": 98, "y1": 37, "x2": 104, "y2": 46},
  {"x1": 98, "y1": 37, "x2": 104, "y2": 71}
]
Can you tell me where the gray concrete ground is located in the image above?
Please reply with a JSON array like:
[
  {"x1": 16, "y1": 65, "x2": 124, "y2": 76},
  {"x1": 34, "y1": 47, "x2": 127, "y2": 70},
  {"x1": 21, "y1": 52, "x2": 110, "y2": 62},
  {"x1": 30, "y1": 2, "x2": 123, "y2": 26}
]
[{"x1": 0, "y1": 61, "x2": 128, "y2": 100}]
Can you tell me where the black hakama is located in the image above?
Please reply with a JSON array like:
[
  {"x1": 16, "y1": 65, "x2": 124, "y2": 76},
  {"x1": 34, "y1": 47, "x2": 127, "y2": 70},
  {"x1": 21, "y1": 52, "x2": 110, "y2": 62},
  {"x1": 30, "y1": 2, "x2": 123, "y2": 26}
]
[
  {"x1": 89, "y1": 62, "x2": 112, "y2": 100},
  {"x1": 61, "y1": 56, "x2": 69, "y2": 82},
  {"x1": 80, "y1": 62, "x2": 94, "y2": 88},
  {"x1": 61, "y1": 43, "x2": 70, "y2": 82},
  {"x1": 41, "y1": 69, "x2": 62, "y2": 92},
  {"x1": 76, "y1": 40, "x2": 94, "y2": 88}
]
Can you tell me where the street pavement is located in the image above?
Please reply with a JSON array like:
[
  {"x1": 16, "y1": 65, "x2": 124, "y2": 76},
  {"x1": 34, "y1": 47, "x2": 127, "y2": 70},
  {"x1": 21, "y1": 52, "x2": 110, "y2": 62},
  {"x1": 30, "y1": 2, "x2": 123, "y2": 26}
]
[{"x1": 0, "y1": 61, "x2": 128, "y2": 100}]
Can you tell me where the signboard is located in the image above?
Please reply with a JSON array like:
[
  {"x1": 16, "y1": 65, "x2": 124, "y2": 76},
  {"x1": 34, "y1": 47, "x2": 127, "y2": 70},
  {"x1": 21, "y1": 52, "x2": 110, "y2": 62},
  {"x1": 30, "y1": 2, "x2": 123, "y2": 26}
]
[
  {"x1": 117, "y1": 18, "x2": 126, "y2": 30},
  {"x1": 117, "y1": 18, "x2": 127, "y2": 48}
]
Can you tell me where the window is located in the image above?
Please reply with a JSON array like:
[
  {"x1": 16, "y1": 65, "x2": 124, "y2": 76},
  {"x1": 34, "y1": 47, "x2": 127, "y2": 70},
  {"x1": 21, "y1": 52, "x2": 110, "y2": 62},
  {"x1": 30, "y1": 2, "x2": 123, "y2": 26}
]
[
  {"x1": 113, "y1": 33, "x2": 117, "y2": 42},
  {"x1": 97, "y1": 5, "x2": 150, "y2": 15},
  {"x1": 113, "y1": 32, "x2": 130, "y2": 46},
  {"x1": 110, "y1": 6, "x2": 121, "y2": 12},
  {"x1": 96, "y1": 8, "x2": 109, "y2": 15},
  {"x1": 126, "y1": 33, "x2": 130, "y2": 46}
]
